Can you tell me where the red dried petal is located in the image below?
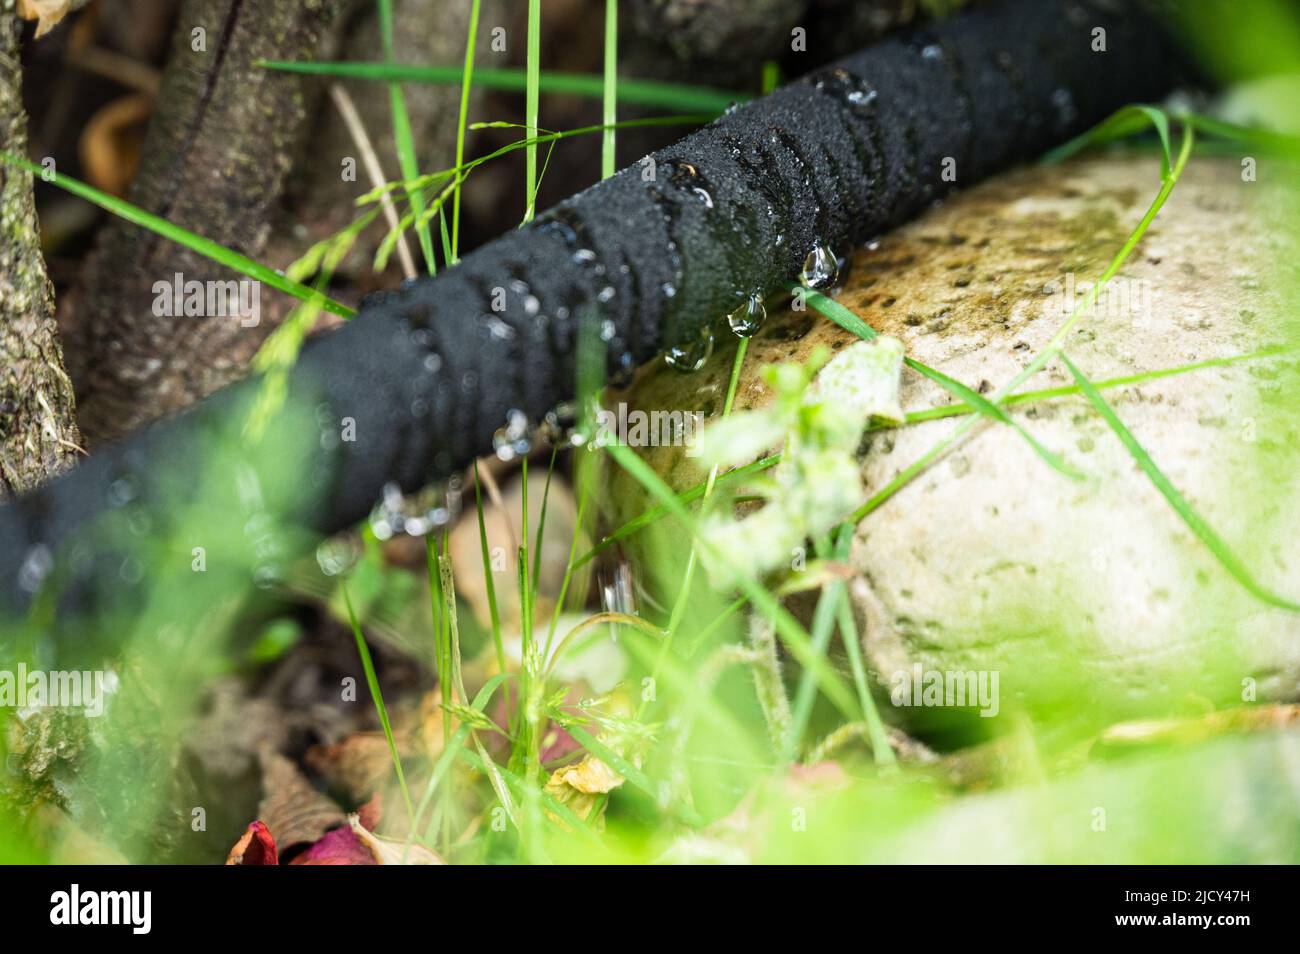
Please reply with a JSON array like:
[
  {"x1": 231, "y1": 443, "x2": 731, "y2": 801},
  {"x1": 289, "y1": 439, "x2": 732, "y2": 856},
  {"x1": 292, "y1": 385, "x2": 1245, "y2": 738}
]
[
  {"x1": 290, "y1": 825, "x2": 377, "y2": 865},
  {"x1": 226, "y1": 820, "x2": 279, "y2": 866}
]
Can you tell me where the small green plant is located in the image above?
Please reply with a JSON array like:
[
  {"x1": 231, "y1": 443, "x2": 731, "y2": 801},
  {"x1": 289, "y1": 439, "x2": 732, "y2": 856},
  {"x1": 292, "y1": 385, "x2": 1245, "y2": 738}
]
[{"x1": 695, "y1": 339, "x2": 904, "y2": 589}]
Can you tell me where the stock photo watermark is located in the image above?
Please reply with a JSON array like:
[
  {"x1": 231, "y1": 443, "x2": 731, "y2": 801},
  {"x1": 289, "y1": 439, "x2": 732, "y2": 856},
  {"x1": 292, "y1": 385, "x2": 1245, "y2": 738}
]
[
  {"x1": 1041, "y1": 272, "x2": 1156, "y2": 325},
  {"x1": 594, "y1": 402, "x2": 704, "y2": 455},
  {"x1": 889, "y1": 664, "x2": 1000, "y2": 718},
  {"x1": 0, "y1": 664, "x2": 114, "y2": 718},
  {"x1": 152, "y1": 273, "x2": 261, "y2": 327}
]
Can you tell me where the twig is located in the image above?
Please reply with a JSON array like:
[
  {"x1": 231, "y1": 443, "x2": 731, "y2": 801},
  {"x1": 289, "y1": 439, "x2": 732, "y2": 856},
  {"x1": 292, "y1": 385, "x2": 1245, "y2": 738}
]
[{"x1": 327, "y1": 82, "x2": 416, "y2": 280}]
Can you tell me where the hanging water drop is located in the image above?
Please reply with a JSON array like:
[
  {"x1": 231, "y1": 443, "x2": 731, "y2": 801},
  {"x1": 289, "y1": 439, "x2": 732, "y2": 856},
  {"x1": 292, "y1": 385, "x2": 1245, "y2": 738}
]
[
  {"x1": 17, "y1": 544, "x2": 52, "y2": 595},
  {"x1": 492, "y1": 409, "x2": 534, "y2": 462},
  {"x1": 252, "y1": 564, "x2": 283, "y2": 591},
  {"x1": 316, "y1": 535, "x2": 361, "y2": 577},
  {"x1": 1051, "y1": 87, "x2": 1078, "y2": 129},
  {"x1": 486, "y1": 315, "x2": 515, "y2": 341},
  {"x1": 665, "y1": 325, "x2": 714, "y2": 372},
  {"x1": 609, "y1": 349, "x2": 637, "y2": 389},
  {"x1": 800, "y1": 243, "x2": 840, "y2": 290},
  {"x1": 728, "y1": 293, "x2": 767, "y2": 337},
  {"x1": 367, "y1": 479, "x2": 461, "y2": 540}
]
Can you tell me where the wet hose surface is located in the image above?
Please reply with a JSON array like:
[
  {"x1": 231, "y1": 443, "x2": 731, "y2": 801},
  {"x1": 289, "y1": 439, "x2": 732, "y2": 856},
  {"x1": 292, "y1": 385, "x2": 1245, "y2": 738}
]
[{"x1": 1, "y1": 0, "x2": 1189, "y2": 629}]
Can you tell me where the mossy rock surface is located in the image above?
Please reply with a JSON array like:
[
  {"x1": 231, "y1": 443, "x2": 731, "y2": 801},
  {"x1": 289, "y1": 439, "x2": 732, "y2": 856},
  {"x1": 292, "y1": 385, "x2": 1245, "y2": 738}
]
[{"x1": 609, "y1": 153, "x2": 1300, "y2": 721}]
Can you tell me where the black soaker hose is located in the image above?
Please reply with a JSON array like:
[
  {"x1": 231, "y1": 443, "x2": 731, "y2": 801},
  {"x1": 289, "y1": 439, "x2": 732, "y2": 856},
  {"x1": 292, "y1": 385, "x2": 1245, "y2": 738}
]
[{"x1": 1, "y1": 0, "x2": 1189, "y2": 627}]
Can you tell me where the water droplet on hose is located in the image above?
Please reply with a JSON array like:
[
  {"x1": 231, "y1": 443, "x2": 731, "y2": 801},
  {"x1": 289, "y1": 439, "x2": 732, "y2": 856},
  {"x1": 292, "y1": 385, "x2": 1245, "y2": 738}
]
[
  {"x1": 728, "y1": 294, "x2": 767, "y2": 337},
  {"x1": 814, "y1": 68, "x2": 878, "y2": 117},
  {"x1": 368, "y1": 479, "x2": 461, "y2": 540},
  {"x1": 316, "y1": 535, "x2": 361, "y2": 577},
  {"x1": 665, "y1": 325, "x2": 714, "y2": 372},
  {"x1": 800, "y1": 243, "x2": 839, "y2": 289},
  {"x1": 107, "y1": 478, "x2": 136, "y2": 508},
  {"x1": 539, "y1": 401, "x2": 588, "y2": 448},
  {"x1": 667, "y1": 159, "x2": 715, "y2": 208},
  {"x1": 492, "y1": 409, "x2": 534, "y2": 462},
  {"x1": 486, "y1": 315, "x2": 515, "y2": 341},
  {"x1": 18, "y1": 544, "x2": 52, "y2": 595},
  {"x1": 1051, "y1": 87, "x2": 1078, "y2": 128},
  {"x1": 610, "y1": 349, "x2": 637, "y2": 388},
  {"x1": 253, "y1": 564, "x2": 283, "y2": 591}
]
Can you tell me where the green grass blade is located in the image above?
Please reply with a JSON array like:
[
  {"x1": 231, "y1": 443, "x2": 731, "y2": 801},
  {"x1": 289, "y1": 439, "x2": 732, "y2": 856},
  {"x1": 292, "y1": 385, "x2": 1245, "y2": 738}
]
[
  {"x1": 800, "y1": 286, "x2": 1085, "y2": 479},
  {"x1": 1044, "y1": 103, "x2": 1172, "y2": 178},
  {"x1": 898, "y1": 346, "x2": 1297, "y2": 427},
  {"x1": 438, "y1": 211, "x2": 454, "y2": 267},
  {"x1": 561, "y1": 722, "x2": 669, "y2": 810},
  {"x1": 341, "y1": 581, "x2": 415, "y2": 818},
  {"x1": 454, "y1": 747, "x2": 599, "y2": 844},
  {"x1": 1181, "y1": 112, "x2": 1300, "y2": 155},
  {"x1": 648, "y1": 335, "x2": 751, "y2": 717},
  {"x1": 541, "y1": 477, "x2": 592, "y2": 664},
  {"x1": 831, "y1": 556, "x2": 895, "y2": 766},
  {"x1": 406, "y1": 672, "x2": 510, "y2": 843},
  {"x1": 606, "y1": 443, "x2": 859, "y2": 720},
  {"x1": 1060, "y1": 352, "x2": 1300, "y2": 613},
  {"x1": 602, "y1": 0, "x2": 617, "y2": 179},
  {"x1": 848, "y1": 120, "x2": 1195, "y2": 524},
  {"x1": 573, "y1": 453, "x2": 781, "y2": 569},
  {"x1": 473, "y1": 462, "x2": 507, "y2": 683},
  {"x1": 785, "y1": 528, "x2": 846, "y2": 763},
  {"x1": 1, "y1": 152, "x2": 354, "y2": 319},
  {"x1": 360, "y1": 115, "x2": 710, "y2": 208},
  {"x1": 908, "y1": 361, "x2": 1086, "y2": 480},
  {"x1": 525, "y1": 0, "x2": 541, "y2": 221},
  {"x1": 378, "y1": 0, "x2": 436, "y2": 274},
  {"x1": 531, "y1": 446, "x2": 558, "y2": 598},
  {"x1": 451, "y1": 0, "x2": 482, "y2": 262},
  {"x1": 786, "y1": 525, "x2": 895, "y2": 766},
  {"x1": 575, "y1": 345, "x2": 1286, "y2": 570},
  {"x1": 259, "y1": 60, "x2": 744, "y2": 114}
]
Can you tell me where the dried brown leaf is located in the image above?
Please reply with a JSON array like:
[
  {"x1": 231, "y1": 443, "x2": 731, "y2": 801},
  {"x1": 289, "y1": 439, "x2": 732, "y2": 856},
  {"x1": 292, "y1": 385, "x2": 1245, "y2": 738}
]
[{"x1": 18, "y1": 0, "x2": 74, "y2": 38}]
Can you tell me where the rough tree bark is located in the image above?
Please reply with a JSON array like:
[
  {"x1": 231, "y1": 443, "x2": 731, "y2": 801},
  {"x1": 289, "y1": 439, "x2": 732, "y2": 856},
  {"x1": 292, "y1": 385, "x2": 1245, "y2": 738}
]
[
  {"x1": 66, "y1": 0, "x2": 344, "y2": 445},
  {"x1": 0, "y1": 12, "x2": 82, "y2": 497}
]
